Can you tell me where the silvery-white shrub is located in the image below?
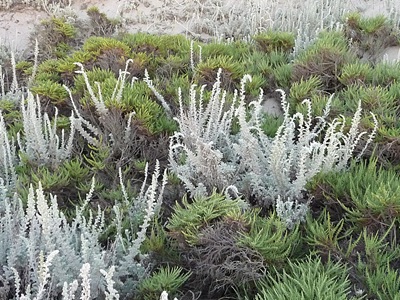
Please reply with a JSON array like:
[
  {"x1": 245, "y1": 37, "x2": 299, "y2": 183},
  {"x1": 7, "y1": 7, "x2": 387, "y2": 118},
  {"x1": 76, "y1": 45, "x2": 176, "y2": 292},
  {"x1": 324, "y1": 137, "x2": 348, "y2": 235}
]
[
  {"x1": 169, "y1": 69, "x2": 377, "y2": 227},
  {"x1": 0, "y1": 160, "x2": 167, "y2": 299}
]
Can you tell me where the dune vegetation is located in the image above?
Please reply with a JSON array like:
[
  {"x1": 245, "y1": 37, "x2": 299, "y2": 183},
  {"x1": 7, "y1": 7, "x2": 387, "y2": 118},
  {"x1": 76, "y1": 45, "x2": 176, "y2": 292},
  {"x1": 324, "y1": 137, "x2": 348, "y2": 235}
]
[{"x1": 1, "y1": 1, "x2": 400, "y2": 299}]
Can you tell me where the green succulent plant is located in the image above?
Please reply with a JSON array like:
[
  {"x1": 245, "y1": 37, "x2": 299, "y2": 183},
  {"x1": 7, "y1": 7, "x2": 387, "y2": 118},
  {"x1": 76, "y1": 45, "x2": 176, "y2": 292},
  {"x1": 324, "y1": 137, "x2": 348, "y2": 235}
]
[
  {"x1": 338, "y1": 62, "x2": 373, "y2": 86},
  {"x1": 251, "y1": 256, "x2": 356, "y2": 300},
  {"x1": 167, "y1": 189, "x2": 247, "y2": 246},
  {"x1": 30, "y1": 80, "x2": 68, "y2": 104},
  {"x1": 305, "y1": 209, "x2": 360, "y2": 260},
  {"x1": 237, "y1": 212, "x2": 300, "y2": 266},
  {"x1": 289, "y1": 75, "x2": 323, "y2": 105},
  {"x1": 138, "y1": 265, "x2": 192, "y2": 300},
  {"x1": 253, "y1": 30, "x2": 295, "y2": 53},
  {"x1": 83, "y1": 36, "x2": 131, "y2": 57},
  {"x1": 195, "y1": 55, "x2": 245, "y2": 91},
  {"x1": 309, "y1": 158, "x2": 400, "y2": 230}
]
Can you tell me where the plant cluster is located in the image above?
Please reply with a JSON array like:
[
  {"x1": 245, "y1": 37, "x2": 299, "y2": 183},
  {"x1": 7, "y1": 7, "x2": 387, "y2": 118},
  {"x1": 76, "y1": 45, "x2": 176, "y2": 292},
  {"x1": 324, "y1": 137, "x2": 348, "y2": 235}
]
[
  {"x1": 169, "y1": 68, "x2": 377, "y2": 227},
  {"x1": 1, "y1": 6, "x2": 400, "y2": 300}
]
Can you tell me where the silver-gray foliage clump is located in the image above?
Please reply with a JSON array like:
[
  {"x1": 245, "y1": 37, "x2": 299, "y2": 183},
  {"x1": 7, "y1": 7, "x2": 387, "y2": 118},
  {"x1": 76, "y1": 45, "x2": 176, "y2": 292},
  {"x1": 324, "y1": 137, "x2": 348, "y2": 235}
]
[
  {"x1": 169, "y1": 68, "x2": 377, "y2": 228},
  {"x1": 0, "y1": 161, "x2": 166, "y2": 299},
  {"x1": 17, "y1": 90, "x2": 75, "y2": 168},
  {"x1": 0, "y1": 59, "x2": 167, "y2": 298}
]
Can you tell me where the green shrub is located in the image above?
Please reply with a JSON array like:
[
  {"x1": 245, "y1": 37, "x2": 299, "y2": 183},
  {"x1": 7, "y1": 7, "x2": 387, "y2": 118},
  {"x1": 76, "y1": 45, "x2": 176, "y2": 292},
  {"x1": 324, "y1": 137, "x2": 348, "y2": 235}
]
[
  {"x1": 237, "y1": 212, "x2": 300, "y2": 266},
  {"x1": 338, "y1": 62, "x2": 373, "y2": 86},
  {"x1": 294, "y1": 93, "x2": 333, "y2": 117},
  {"x1": 138, "y1": 266, "x2": 191, "y2": 300},
  {"x1": 34, "y1": 17, "x2": 78, "y2": 60},
  {"x1": 83, "y1": 36, "x2": 131, "y2": 56},
  {"x1": 309, "y1": 158, "x2": 400, "y2": 230},
  {"x1": 251, "y1": 256, "x2": 355, "y2": 300},
  {"x1": 272, "y1": 64, "x2": 292, "y2": 89},
  {"x1": 292, "y1": 30, "x2": 354, "y2": 92},
  {"x1": 195, "y1": 55, "x2": 245, "y2": 91},
  {"x1": 253, "y1": 30, "x2": 295, "y2": 53},
  {"x1": 167, "y1": 189, "x2": 247, "y2": 246},
  {"x1": 305, "y1": 209, "x2": 359, "y2": 259},
  {"x1": 356, "y1": 224, "x2": 400, "y2": 299},
  {"x1": 87, "y1": 6, "x2": 121, "y2": 37},
  {"x1": 30, "y1": 80, "x2": 68, "y2": 104},
  {"x1": 201, "y1": 40, "x2": 250, "y2": 61},
  {"x1": 289, "y1": 75, "x2": 323, "y2": 105},
  {"x1": 370, "y1": 62, "x2": 400, "y2": 86},
  {"x1": 343, "y1": 13, "x2": 398, "y2": 63}
]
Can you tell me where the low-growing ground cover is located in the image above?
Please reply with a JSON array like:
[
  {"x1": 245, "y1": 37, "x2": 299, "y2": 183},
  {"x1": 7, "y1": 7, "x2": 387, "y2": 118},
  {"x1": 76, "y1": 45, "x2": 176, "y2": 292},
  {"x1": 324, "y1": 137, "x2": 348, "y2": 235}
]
[{"x1": 0, "y1": 4, "x2": 400, "y2": 300}]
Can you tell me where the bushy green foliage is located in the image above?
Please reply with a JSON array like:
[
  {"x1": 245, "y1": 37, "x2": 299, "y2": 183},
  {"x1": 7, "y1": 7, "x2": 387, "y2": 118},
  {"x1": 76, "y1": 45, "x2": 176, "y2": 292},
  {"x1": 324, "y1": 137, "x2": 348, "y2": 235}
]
[
  {"x1": 36, "y1": 58, "x2": 60, "y2": 74},
  {"x1": 86, "y1": 6, "x2": 121, "y2": 37},
  {"x1": 167, "y1": 189, "x2": 248, "y2": 246},
  {"x1": 355, "y1": 223, "x2": 400, "y2": 299},
  {"x1": 289, "y1": 75, "x2": 323, "y2": 105},
  {"x1": 50, "y1": 17, "x2": 77, "y2": 38},
  {"x1": 339, "y1": 62, "x2": 373, "y2": 86},
  {"x1": 56, "y1": 51, "x2": 94, "y2": 72},
  {"x1": 371, "y1": 62, "x2": 400, "y2": 86},
  {"x1": 292, "y1": 30, "x2": 355, "y2": 92},
  {"x1": 122, "y1": 81, "x2": 177, "y2": 134},
  {"x1": 161, "y1": 73, "x2": 192, "y2": 105},
  {"x1": 350, "y1": 13, "x2": 387, "y2": 34},
  {"x1": 237, "y1": 212, "x2": 300, "y2": 266},
  {"x1": 120, "y1": 32, "x2": 192, "y2": 59},
  {"x1": 15, "y1": 60, "x2": 33, "y2": 71},
  {"x1": 245, "y1": 73, "x2": 266, "y2": 97},
  {"x1": 305, "y1": 209, "x2": 360, "y2": 259},
  {"x1": 73, "y1": 67, "x2": 115, "y2": 94},
  {"x1": 339, "y1": 85, "x2": 396, "y2": 114},
  {"x1": 376, "y1": 113, "x2": 400, "y2": 141},
  {"x1": 201, "y1": 40, "x2": 251, "y2": 61},
  {"x1": 253, "y1": 113, "x2": 283, "y2": 139},
  {"x1": 155, "y1": 55, "x2": 190, "y2": 79},
  {"x1": 244, "y1": 50, "x2": 291, "y2": 81},
  {"x1": 141, "y1": 219, "x2": 182, "y2": 266},
  {"x1": 30, "y1": 79, "x2": 68, "y2": 103},
  {"x1": 296, "y1": 30, "x2": 350, "y2": 62},
  {"x1": 364, "y1": 264, "x2": 400, "y2": 300},
  {"x1": 71, "y1": 65, "x2": 176, "y2": 134},
  {"x1": 309, "y1": 158, "x2": 400, "y2": 229},
  {"x1": 344, "y1": 13, "x2": 399, "y2": 63},
  {"x1": 0, "y1": 99, "x2": 22, "y2": 138},
  {"x1": 251, "y1": 257, "x2": 355, "y2": 300},
  {"x1": 84, "y1": 142, "x2": 109, "y2": 171},
  {"x1": 54, "y1": 42, "x2": 72, "y2": 59},
  {"x1": 83, "y1": 36, "x2": 131, "y2": 57},
  {"x1": 335, "y1": 85, "x2": 396, "y2": 142},
  {"x1": 243, "y1": 51, "x2": 273, "y2": 76},
  {"x1": 15, "y1": 155, "x2": 96, "y2": 212},
  {"x1": 272, "y1": 64, "x2": 292, "y2": 88},
  {"x1": 265, "y1": 50, "x2": 292, "y2": 69},
  {"x1": 195, "y1": 55, "x2": 245, "y2": 91},
  {"x1": 138, "y1": 266, "x2": 191, "y2": 300},
  {"x1": 294, "y1": 93, "x2": 333, "y2": 117},
  {"x1": 253, "y1": 31, "x2": 295, "y2": 53},
  {"x1": 33, "y1": 17, "x2": 78, "y2": 60}
]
